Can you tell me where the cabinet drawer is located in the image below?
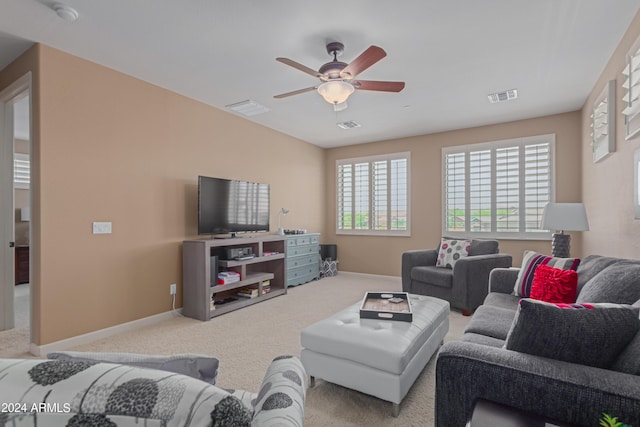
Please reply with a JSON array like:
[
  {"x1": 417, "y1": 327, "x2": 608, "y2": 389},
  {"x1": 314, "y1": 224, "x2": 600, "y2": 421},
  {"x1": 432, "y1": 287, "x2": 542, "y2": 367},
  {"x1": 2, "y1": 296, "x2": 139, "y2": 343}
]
[
  {"x1": 288, "y1": 236, "x2": 310, "y2": 246},
  {"x1": 286, "y1": 234, "x2": 319, "y2": 247},
  {"x1": 287, "y1": 253, "x2": 318, "y2": 269},
  {"x1": 287, "y1": 268, "x2": 320, "y2": 287},
  {"x1": 288, "y1": 245, "x2": 319, "y2": 257}
]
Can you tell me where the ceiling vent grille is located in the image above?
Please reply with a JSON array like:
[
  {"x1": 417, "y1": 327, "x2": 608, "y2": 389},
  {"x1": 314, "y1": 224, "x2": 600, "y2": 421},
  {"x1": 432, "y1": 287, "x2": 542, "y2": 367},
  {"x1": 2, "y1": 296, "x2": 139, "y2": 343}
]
[
  {"x1": 488, "y1": 89, "x2": 518, "y2": 104},
  {"x1": 225, "y1": 100, "x2": 270, "y2": 116},
  {"x1": 337, "y1": 120, "x2": 361, "y2": 130}
]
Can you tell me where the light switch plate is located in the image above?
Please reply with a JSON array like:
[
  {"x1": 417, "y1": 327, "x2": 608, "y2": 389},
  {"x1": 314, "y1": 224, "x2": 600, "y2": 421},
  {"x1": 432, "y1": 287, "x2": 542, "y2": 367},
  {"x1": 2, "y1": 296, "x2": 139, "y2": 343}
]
[{"x1": 93, "y1": 222, "x2": 112, "y2": 234}]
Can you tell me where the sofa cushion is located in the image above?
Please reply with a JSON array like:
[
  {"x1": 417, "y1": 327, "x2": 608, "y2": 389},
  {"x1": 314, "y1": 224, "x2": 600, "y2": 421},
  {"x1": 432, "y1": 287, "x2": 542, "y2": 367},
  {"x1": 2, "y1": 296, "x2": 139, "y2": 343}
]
[
  {"x1": 464, "y1": 305, "x2": 517, "y2": 340},
  {"x1": 576, "y1": 262, "x2": 640, "y2": 305},
  {"x1": 411, "y1": 266, "x2": 452, "y2": 288},
  {"x1": 611, "y1": 299, "x2": 640, "y2": 375},
  {"x1": 529, "y1": 264, "x2": 578, "y2": 303},
  {"x1": 504, "y1": 299, "x2": 640, "y2": 369},
  {"x1": 469, "y1": 239, "x2": 499, "y2": 256},
  {"x1": 436, "y1": 238, "x2": 471, "y2": 268},
  {"x1": 575, "y1": 255, "x2": 630, "y2": 293},
  {"x1": 0, "y1": 358, "x2": 250, "y2": 426},
  {"x1": 47, "y1": 351, "x2": 219, "y2": 385},
  {"x1": 513, "y1": 251, "x2": 580, "y2": 297},
  {"x1": 483, "y1": 292, "x2": 521, "y2": 311},
  {"x1": 461, "y1": 332, "x2": 505, "y2": 348}
]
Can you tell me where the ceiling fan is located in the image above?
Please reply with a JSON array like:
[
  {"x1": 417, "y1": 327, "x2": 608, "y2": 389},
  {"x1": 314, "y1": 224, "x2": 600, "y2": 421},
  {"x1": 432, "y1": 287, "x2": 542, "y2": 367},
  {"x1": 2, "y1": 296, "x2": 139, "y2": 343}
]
[{"x1": 274, "y1": 42, "x2": 405, "y2": 111}]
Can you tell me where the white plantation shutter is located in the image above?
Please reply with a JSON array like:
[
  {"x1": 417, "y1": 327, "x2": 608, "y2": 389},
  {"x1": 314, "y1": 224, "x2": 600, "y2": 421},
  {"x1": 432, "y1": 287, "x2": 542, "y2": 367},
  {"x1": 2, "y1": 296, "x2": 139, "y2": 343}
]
[
  {"x1": 389, "y1": 158, "x2": 408, "y2": 231},
  {"x1": 496, "y1": 146, "x2": 520, "y2": 232},
  {"x1": 524, "y1": 143, "x2": 551, "y2": 232},
  {"x1": 337, "y1": 153, "x2": 410, "y2": 235},
  {"x1": 372, "y1": 160, "x2": 387, "y2": 230},
  {"x1": 444, "y1": 153, "x2": 465, "y2": 232},
  {"x1": 14, "y1": 153, "x2": 30, "y2": 189},
  {"x1": 354, "y1": 162, "x2": 369, "y2": 230},
  {"x1": 337, "y1": 164, "x2": 353, "y2": 230},
  {"x1": 469, "y1": 150, "x2": 491, "y2": 232},
  {"x1": 623, "y1": 36, "x2": 640, "y2": 139},
  {"x1": 443, "y1": 135, "x2": 554, "y2": 239}
]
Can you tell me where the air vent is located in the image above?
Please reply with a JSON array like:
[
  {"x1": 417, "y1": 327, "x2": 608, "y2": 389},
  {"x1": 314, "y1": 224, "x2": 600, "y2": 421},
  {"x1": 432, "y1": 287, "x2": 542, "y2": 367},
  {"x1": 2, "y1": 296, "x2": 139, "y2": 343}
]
[
  {"x1": 225, "y1": 100, "x2": 270, "y2": 116},
  {"x1": 337, "y1": 120, "x2": 361, "y2": 130},
  {"x1": 488, "y1": 89, "x2": 518, "y2": 104}
]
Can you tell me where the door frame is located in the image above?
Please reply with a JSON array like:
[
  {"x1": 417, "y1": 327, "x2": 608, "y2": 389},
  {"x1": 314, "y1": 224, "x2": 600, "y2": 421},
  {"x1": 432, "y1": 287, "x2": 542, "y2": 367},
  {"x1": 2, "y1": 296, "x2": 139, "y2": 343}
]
[{"x1": 0, "y1": 72, "x2": 32, "y2": 332}]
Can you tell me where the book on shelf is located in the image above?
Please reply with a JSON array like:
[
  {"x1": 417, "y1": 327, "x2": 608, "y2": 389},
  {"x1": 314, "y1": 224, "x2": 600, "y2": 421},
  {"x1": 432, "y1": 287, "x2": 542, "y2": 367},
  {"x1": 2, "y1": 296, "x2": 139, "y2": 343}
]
[
  {"x1": 237, "y1": 288, "x2": 259, "y2": 299},
  {"x1": 218, "y1": 271, "x2": 241, "y2": 285}
]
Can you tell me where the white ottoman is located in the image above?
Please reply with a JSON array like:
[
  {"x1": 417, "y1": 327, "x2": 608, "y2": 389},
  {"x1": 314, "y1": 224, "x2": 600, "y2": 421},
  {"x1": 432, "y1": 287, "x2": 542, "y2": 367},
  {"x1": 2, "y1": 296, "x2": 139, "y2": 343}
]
[{"x1": 300, "y1": 294, "x2": 449, "y2": 416}]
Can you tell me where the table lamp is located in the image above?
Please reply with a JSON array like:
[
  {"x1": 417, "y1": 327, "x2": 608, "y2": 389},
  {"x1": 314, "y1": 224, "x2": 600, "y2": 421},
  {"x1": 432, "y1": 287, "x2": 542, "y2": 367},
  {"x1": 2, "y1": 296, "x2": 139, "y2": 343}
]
[
  {"x1": 276, "y1": 208, "x2": 289, "y2": 235},
  {"x1": 541, "y1": 203, "x2": 589, "y2": 258}
]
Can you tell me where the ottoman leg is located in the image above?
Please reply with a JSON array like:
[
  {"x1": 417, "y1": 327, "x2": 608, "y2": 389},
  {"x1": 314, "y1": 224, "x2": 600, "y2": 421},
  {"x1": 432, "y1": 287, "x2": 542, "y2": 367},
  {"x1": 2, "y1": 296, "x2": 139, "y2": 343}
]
[
  {"x1": 310, "y1": 376, "x2": 316, "y2": 388},
  {"x1": 392, "y1": 402, "x2": 400, "y2": 417}
]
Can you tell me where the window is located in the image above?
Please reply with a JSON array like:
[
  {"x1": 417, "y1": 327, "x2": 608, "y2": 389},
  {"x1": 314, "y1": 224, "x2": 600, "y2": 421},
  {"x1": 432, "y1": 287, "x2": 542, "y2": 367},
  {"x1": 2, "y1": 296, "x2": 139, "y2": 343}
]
[
  {"x1": 337, "y1": 152, "x2": 410, "y2": 236},
  {"x1": 14, "y1": 153, "x2": 29, "y2": 189},
  {"x1": 623, "y1": 34, "x2": 640, "y2": 140},
  {"x1": 442, "y1": 134, "x2": 554, "y2": 239}
]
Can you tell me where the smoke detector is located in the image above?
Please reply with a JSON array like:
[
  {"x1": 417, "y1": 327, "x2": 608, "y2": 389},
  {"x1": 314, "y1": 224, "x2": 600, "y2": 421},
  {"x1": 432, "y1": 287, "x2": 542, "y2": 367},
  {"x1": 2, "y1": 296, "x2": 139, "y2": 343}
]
[
  {"x1": 488, "y1": 89, "x2": 518, "y2": 104},
  {"x1": 53, "y1": 3, "x2": 79, "y2": 22}
]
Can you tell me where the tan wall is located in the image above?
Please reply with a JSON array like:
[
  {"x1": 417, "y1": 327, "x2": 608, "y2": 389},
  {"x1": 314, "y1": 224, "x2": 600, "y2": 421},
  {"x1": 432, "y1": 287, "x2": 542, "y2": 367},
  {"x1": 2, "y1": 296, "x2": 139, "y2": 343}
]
[
  {"x1": 581, "y1": 10, "x2": 640, "y2": 257},
  {"x1": 325, "y1": 112, "x2": 582, "y2": 275},
  {"x1": 2, "y1": 45, "x2": 325, "y2": 345}
]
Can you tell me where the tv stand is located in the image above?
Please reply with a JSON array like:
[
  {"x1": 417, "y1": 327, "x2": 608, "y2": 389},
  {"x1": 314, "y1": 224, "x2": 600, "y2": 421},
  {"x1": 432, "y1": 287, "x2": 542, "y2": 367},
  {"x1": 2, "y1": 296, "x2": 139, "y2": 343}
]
[{"x1": 182, "y1": 235, "x2": 286, "y2": 320}]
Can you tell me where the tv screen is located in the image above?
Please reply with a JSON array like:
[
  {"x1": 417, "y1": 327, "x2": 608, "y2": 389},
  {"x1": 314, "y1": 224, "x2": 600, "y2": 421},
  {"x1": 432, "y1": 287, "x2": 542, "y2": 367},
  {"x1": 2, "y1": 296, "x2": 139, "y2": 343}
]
[{"x1": 198, "y1": 176, "x2": 270, "y2": 236}]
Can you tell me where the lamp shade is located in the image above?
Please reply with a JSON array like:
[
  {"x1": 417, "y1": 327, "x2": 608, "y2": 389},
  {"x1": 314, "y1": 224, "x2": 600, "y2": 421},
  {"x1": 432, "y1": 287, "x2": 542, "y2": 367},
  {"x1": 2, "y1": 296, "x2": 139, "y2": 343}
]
[
  {"x1": 541, "y1": 203, "x2": 589, "y2": 232},
  {"x1": 317, "y1": 81, "x2": 355, "y2": 105}
]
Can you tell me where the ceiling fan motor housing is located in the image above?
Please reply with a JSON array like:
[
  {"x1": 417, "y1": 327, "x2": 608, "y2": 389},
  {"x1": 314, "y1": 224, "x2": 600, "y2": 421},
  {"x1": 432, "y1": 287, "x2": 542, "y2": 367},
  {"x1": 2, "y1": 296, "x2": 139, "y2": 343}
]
[{"x1": 320, "y1": 42, "x2": 348, "y2": 79}]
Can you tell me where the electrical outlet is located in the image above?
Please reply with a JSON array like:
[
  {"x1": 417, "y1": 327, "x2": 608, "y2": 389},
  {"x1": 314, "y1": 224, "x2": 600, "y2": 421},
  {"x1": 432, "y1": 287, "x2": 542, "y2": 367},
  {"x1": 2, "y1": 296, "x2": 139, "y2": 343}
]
[{"x1": 169, "y1": 283, "x2": 176, "y2": 295}]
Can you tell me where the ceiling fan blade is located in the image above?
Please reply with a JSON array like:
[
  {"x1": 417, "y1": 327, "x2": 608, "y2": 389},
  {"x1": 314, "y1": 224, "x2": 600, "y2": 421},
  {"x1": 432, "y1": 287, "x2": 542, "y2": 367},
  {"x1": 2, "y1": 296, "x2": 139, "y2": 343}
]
[
  {"x1": 273, "y1": 86, "x2": 317, "y2": 99},
  {"x1": 340, "y1": 46, "x2": 387, "y2": 79},
  {"x1": 353, "y1": 80, "x2": 405, "y2": 92},
  {"x1": 276, "y1": 57, "x2": 321, "y2": 78}
]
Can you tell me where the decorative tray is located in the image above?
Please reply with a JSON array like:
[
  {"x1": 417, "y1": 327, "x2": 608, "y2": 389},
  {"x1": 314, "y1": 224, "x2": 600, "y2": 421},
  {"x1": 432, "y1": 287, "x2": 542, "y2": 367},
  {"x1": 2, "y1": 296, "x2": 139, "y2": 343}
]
[{"x1": 359, "y1": 292, "x2": 412, "y2": 322}]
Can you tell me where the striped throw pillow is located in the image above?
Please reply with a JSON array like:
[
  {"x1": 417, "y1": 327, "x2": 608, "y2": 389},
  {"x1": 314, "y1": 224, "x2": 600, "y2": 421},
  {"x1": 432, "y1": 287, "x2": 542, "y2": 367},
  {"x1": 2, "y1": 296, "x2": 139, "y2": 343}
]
[{"x1": 513, "y1": 250, "x2": 580, "y2": 297}]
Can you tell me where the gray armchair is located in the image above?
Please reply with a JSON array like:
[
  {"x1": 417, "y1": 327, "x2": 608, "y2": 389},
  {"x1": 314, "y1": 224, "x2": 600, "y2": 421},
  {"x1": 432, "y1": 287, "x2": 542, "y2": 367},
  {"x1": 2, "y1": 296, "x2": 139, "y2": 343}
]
[{"x1": 401, "y1": 239, "x2": 512, "y2": 315}]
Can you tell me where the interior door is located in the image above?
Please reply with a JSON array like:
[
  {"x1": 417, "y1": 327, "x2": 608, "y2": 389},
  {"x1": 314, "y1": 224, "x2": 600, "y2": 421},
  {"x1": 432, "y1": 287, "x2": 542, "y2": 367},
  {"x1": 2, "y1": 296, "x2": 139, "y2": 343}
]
[
  {"x1": 0, "y1": 74, "x2": 30, "y2": 332},
  {"x1": 0, "y1": 89, "x2": 16, "y2": 331}
]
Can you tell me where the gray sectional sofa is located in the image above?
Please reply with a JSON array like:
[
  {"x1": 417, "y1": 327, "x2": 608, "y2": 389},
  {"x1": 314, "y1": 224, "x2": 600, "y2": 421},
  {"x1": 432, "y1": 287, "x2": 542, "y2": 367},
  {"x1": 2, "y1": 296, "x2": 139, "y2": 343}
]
[{"x1": 435, "y1": 255, "x2": 640, "y2": 427}]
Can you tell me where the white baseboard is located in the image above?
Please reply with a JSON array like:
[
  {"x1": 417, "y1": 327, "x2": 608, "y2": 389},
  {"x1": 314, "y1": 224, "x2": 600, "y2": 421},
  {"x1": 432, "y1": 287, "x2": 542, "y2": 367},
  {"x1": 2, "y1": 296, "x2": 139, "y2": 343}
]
[
  {"x1": 30, "y1": 309, "x2": 183, "y2": 357},
  {"x1": 338, "y1": 271, "x2": 402, "y2": 281}
]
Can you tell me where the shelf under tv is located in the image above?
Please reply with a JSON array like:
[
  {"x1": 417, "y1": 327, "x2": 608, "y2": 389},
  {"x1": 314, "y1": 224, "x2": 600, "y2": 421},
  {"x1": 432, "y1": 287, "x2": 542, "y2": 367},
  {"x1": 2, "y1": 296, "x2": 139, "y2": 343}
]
[{"x1": 182, "y1": 235, "x2": 286, "y2": 320}]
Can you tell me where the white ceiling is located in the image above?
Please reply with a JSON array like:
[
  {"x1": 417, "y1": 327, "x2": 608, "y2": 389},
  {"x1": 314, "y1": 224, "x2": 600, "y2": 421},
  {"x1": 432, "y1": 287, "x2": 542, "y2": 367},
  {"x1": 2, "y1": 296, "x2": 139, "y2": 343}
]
[{"x1": 1, "y1": 1, "x2": 639, "y2": 148}]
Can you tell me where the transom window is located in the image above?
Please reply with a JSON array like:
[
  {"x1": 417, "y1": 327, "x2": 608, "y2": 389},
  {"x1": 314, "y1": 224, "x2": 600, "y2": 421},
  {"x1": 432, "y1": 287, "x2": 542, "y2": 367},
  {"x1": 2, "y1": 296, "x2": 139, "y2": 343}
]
[
  {"x1": 442, "y1": 134, "x2": 554, "y2": 239},
  {"x1": 337, "y1": 152, "x2": 410, "y2": 236}
]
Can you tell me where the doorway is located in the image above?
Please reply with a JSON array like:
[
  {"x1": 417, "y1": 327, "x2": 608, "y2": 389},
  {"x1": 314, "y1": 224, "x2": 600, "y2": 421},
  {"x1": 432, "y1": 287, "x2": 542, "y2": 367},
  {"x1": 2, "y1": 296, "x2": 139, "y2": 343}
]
[
  {"x1": 13, "y1": 95, "x2": 30, "y2": 330},
  {"x1": 0, "y1": 73, "x2": 31, "y2": 339}
]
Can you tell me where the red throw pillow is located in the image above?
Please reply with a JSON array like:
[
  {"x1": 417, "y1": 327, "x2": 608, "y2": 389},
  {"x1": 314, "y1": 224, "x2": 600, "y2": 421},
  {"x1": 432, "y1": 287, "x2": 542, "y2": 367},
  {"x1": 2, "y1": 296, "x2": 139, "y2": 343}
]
[{"x1": 529, "y1": 264, "x2": 578, "y2": 304}]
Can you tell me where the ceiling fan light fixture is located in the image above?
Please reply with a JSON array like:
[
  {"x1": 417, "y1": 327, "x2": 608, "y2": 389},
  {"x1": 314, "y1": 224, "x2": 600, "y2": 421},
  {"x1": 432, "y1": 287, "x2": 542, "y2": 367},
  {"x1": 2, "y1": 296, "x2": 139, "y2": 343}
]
[
  {"x1": 333, "y1": 102, "x2": 348, "y2": 112},
  {"x1": 317, "y1": 81, "x2": 354, "y2": 105}
]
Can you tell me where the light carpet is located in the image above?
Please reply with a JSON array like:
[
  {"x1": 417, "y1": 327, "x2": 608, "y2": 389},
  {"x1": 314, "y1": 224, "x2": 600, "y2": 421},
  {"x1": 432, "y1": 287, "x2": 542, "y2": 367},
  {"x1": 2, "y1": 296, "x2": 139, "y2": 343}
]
[{"x1": 0, "y1": 273, "x2": 470, "y2": 426}]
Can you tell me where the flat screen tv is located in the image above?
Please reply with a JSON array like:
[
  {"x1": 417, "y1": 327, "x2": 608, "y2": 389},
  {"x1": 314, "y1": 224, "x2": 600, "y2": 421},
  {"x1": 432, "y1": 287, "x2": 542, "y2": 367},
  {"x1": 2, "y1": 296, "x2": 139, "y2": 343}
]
[{"x1": 198, "y1": 175, "x2": 270, "y2": 236}]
